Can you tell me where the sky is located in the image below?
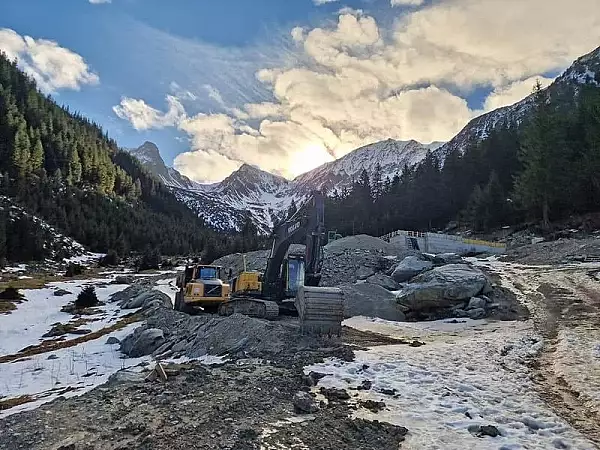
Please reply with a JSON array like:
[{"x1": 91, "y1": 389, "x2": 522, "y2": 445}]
[{"x1": 1, "y1": 0, "x2": 600, "y2": 183}]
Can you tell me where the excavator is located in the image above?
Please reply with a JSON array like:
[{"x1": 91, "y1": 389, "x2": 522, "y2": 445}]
[{"x1": 218, "y1": 192, "x2": 344, "y2": 333}]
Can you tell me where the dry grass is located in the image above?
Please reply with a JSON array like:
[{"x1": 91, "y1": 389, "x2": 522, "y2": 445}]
[
  {"x1": 0, "y1": 313, "x2": 141, "y2": 364},
  {"x1": 0, "y1": 301, "x2": 17, "y2": 314},
  {"x1": 0, "y1": 395, "x2": 34, "y2": 411}
]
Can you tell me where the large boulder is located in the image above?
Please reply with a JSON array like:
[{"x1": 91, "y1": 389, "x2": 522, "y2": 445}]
[
  {"x1": 391, "y1": 256, "x2": 433, "y2": 283},
  {"x1": 293, "y1": 391, "x2": 320, "y2": 414},
  {"x1": 341, "y1": 283, "x2": 406, "y2": 321},
  {"x1": 356, "y1": 266, "x2": 375, "y2": 280},
  {"x1": 366, "y1": 273, "x2": 400, "y2": 291},
  {"x1": 122, "y1": 290, "x2": 171, "y2": 310},
  {"x1": 433, "y1": 253, "x2": 464, "y2": 265},
  {"x1": 396, "y1": 264, "x2": 493, "y2": 312},
  {"x1": 120, "y1": 327, "x2": 165, "y2": 357}
]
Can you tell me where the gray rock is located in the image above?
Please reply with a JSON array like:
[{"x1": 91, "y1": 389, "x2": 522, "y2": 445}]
[
  {"x1": 391, "y1": 256, "x2": 433, "y2": 283},
  {"x1": 47, "y1": 354, "x2": 59, "y2": 360},
  {"x1": 341, "y1": 283, "x2": 406, "y2": 321},
  {"x1": 396, "y1": 264, "x2": 493, "y2": 312},
  {"x1": 433, "y1": 253, "x2": 464, "y2": 265},
  {"x1": 366, "y1": 274, "x2": 400, "y2": 291},
  {"x1": 54, "y1": 289, "x2": 72, "y2": 297},
  {"x1": 122, "y1": 290, "x2": 171, "y2": 310},
  {"x1": 106, "y1": 336, "x2": 120, "y2": 345},
  {"x1": 113, "y1": 275, "x2": 135, "y2": 285},
  {"x1": 110, "y1": 284, "x2": 147, "y2": 304},
  {"x1": 120, "y1": 327, "x2": 165, "y2": 357},
  {"x1": 467, "y1": 297, "x2": 487, "y2": 310},
  {"x1": 467, "y1": 308, "x2": 487, "y2": 320},
  {"x1": 293, "y1": 391, "x2": 320, "y2": 414},
  {"x1": 453, "y1": 309, "x2": 469, "y2": 318},
  {"x1": 468, "y1": 424, "x2": 501, "y2": 438},
  {"x1": 355, "y1": 266, "x2": 375, "y2": 280}
]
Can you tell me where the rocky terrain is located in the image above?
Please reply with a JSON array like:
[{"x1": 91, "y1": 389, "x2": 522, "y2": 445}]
[
  {"x1": 2, "y1": 233, "x2": 600, "y2": 449},
  {"x1": 214, "y1": 234, "x2": 525, "y2": 323}
]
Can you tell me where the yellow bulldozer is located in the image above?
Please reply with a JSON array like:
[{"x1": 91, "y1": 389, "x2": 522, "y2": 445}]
[{"x1": 174, "y1": 264, "x2": 230, "y2": 313}]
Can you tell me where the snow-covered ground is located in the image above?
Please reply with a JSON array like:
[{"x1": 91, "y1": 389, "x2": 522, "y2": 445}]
[
  {"x1": 306, "y1": 317, "x2": 598, "y2": 450},
  {"x1": 0, "y1": 276, "x2": 146, "y2": 417},
  {"x1": 0, "y1": 323, "x2": 148, "y2": 419},
  {"x1": 64, "y1": 252, "x2": 106, "y2": 265},
  {"x1": 555, "y1": 327, "x2": 600, "y2": 416},
  {"x1": 0, "y1": 280, "x2": 130, "y2": 356},
  {"x1": 0, "y1": 272, "x2": 193, "y2": 418}
]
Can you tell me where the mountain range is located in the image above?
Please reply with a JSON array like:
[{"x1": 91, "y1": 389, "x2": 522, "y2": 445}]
[
  {"x1": 129, "y1": 45, "x2": 600, "y2": 234},
  {"x1": 128, "y1": 139, "x2": 443, "y2": 233}
]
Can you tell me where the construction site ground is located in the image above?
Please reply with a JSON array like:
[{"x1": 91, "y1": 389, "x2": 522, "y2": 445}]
[{"x1": 1, "y1": 236, "x2": 600, "y2": 449}]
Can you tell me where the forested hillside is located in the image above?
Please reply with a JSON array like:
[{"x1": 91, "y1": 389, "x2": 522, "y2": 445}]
[
  {"x1": 325, "y1": 83, "x2": 600, "y2": 236},
  {"x1": 0, "y1": 52, "x2": 247, "y2": 262}
]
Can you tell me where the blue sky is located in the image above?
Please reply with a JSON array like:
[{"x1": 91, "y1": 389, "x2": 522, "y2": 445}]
[{"x1": 1, "y1": 0, "x2": 599, "y2": 182}]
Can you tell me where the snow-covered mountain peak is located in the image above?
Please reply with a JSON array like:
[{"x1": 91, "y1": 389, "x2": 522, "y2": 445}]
[
  {"x1": 220, "y1": 163, "x2": 290, "y2": 199},
  {"x1": 558, "y1": 45, "x2": 600, "y2": 86},
  {"x1": 294, "y1": 138, "x2": 434, "y2": 193},
  {"x1": 127, "y1": 142, "x2": 200, "y2": 190},
  {"x1": 130, "y1": 138, "x2": 432, "y2": 233}
]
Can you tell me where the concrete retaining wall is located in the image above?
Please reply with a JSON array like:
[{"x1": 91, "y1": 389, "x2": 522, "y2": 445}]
[{"x1": 381, "y1": 230, "x2": 505, "y2": 255}]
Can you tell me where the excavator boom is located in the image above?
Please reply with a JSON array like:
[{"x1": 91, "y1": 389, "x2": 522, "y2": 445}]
[{"x1": 219, "y1": 191, "x2": 344, "y2": 334}]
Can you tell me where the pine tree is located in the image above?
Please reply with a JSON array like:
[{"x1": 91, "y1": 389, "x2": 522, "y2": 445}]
[
  {"x1": 69, "y1": 146, "x2": 82, "y2": 184},
  {"x1": 31, "y1": 138, "x2": 44, "y2": 172},
  {"x1": 12, "y1": 120, "x2": 31, "y2": 177},
  {"x1": 515, "y1": 81, "x2": 574, "y2": 228}
]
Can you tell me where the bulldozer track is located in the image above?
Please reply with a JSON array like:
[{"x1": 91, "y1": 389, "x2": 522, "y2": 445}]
[{"x1": 218, "y1": 297, "x2": 280, "y2": 320}]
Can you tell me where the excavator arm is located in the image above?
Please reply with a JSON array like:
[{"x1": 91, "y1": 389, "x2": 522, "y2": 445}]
[{"x1": 262, "y1": 191, "x2": 325, "y2": 301}]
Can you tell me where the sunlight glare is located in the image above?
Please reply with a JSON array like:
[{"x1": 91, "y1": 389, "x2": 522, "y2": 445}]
[{"x1": 289, "y1": 143, "x2": 335, "y2": 178}]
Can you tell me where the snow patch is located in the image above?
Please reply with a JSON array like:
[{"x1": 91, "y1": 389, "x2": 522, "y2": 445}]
[
  {"x1": 0, "y1": 323, "x2": 148, "y2": 419},
  {"x1": 306, "y1": 319, "x2": 594, "y2": 449}
]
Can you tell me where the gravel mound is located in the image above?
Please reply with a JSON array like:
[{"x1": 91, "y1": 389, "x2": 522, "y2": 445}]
[
  {"x1": 321, "y1": 249, "x2": 398, "y2": 287},
  {"x1": 121, "y1": 306, "x2": 332, "y2": 361},
  {"x1": 211, "y1": 244, "x2": 305, "y2": 280},
  {"x1": 325, "y1": 234, "x2": 407, "y2": 256}
]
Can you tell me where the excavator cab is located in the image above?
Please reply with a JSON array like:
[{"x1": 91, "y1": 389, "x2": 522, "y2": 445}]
[{"x1": 282, "y1": 255, "x2": 306, "y2": 298}]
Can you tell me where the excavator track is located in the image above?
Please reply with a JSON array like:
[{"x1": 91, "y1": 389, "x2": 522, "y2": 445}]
[{"x1": 218, "y1": 296, "x2": 280, "y2": 320}]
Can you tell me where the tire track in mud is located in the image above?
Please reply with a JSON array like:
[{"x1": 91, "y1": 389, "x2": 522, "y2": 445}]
[{"x1": 490, "y1": 262, "x2": 600, "y2": 446}]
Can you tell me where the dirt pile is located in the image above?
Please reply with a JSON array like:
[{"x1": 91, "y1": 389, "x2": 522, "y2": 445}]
[
  {"x1": 120, "y1": 305, "x2": 342, "y2": 362},
  {"x1": 505, "y1": 235, "x2": 600, "y2": 265},
  {"x1": 211, "y1": 244, "x2": 305, "y2": 280},
  {"x1": 325, "y1": 234, "x2": 407, "y2": 255},
  {"x1": 0, "y1": 334, "x2": 406, "y2": 450}
]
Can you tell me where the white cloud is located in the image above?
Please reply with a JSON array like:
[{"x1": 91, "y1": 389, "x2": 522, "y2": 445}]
[
  {"x1": 0, "y1": 28, "x2": 99, "y2": 93},
  {"x1": 114, "y1": 1, "x2": 600, "y2": 182},
  {"x1": 313, "y1": 0, "x2": 339, "y2": 4},
  {"x1": 112, "y1": 96, "x2": 184, "y2": 130},
  {"x1": 89, "y1": 0, "x2": 111, "y2": 3},
  {"x1": 174, "y1": 149, "x2": 241, "y2": 184},
  {"x1": 391, "y1": 0, "x2": 424, "y2": 6},
  {"x1": 484, "y1": 76, "x2": 554, "y2": 112}
]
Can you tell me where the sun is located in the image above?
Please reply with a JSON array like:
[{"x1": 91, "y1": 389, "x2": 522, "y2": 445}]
[{"x1": 289, "y1": 143, "x2": 335, "y2": 178}]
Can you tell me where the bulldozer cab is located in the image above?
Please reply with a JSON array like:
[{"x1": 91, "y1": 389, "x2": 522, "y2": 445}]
[{"x1": 184, "y1": 265, "x2": 222, "y2": 284}]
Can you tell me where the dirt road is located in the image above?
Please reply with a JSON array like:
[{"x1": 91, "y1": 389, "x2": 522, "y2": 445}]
[{"x1": 476, "y1": 259, "x2": 600, "y2": 445}]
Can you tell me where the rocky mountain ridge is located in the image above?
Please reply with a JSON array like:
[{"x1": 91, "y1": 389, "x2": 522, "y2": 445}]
[
  {"x1": 128, "y1": 139, "x2": 438, "y2": 233},
  {"x1": 437, "y1": 45, "x2": 600, "y2": 157}
]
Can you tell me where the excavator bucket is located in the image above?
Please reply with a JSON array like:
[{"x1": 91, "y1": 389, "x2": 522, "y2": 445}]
[{"x1": 295, "y1": 286, "x2": 344, "y2": 336}]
